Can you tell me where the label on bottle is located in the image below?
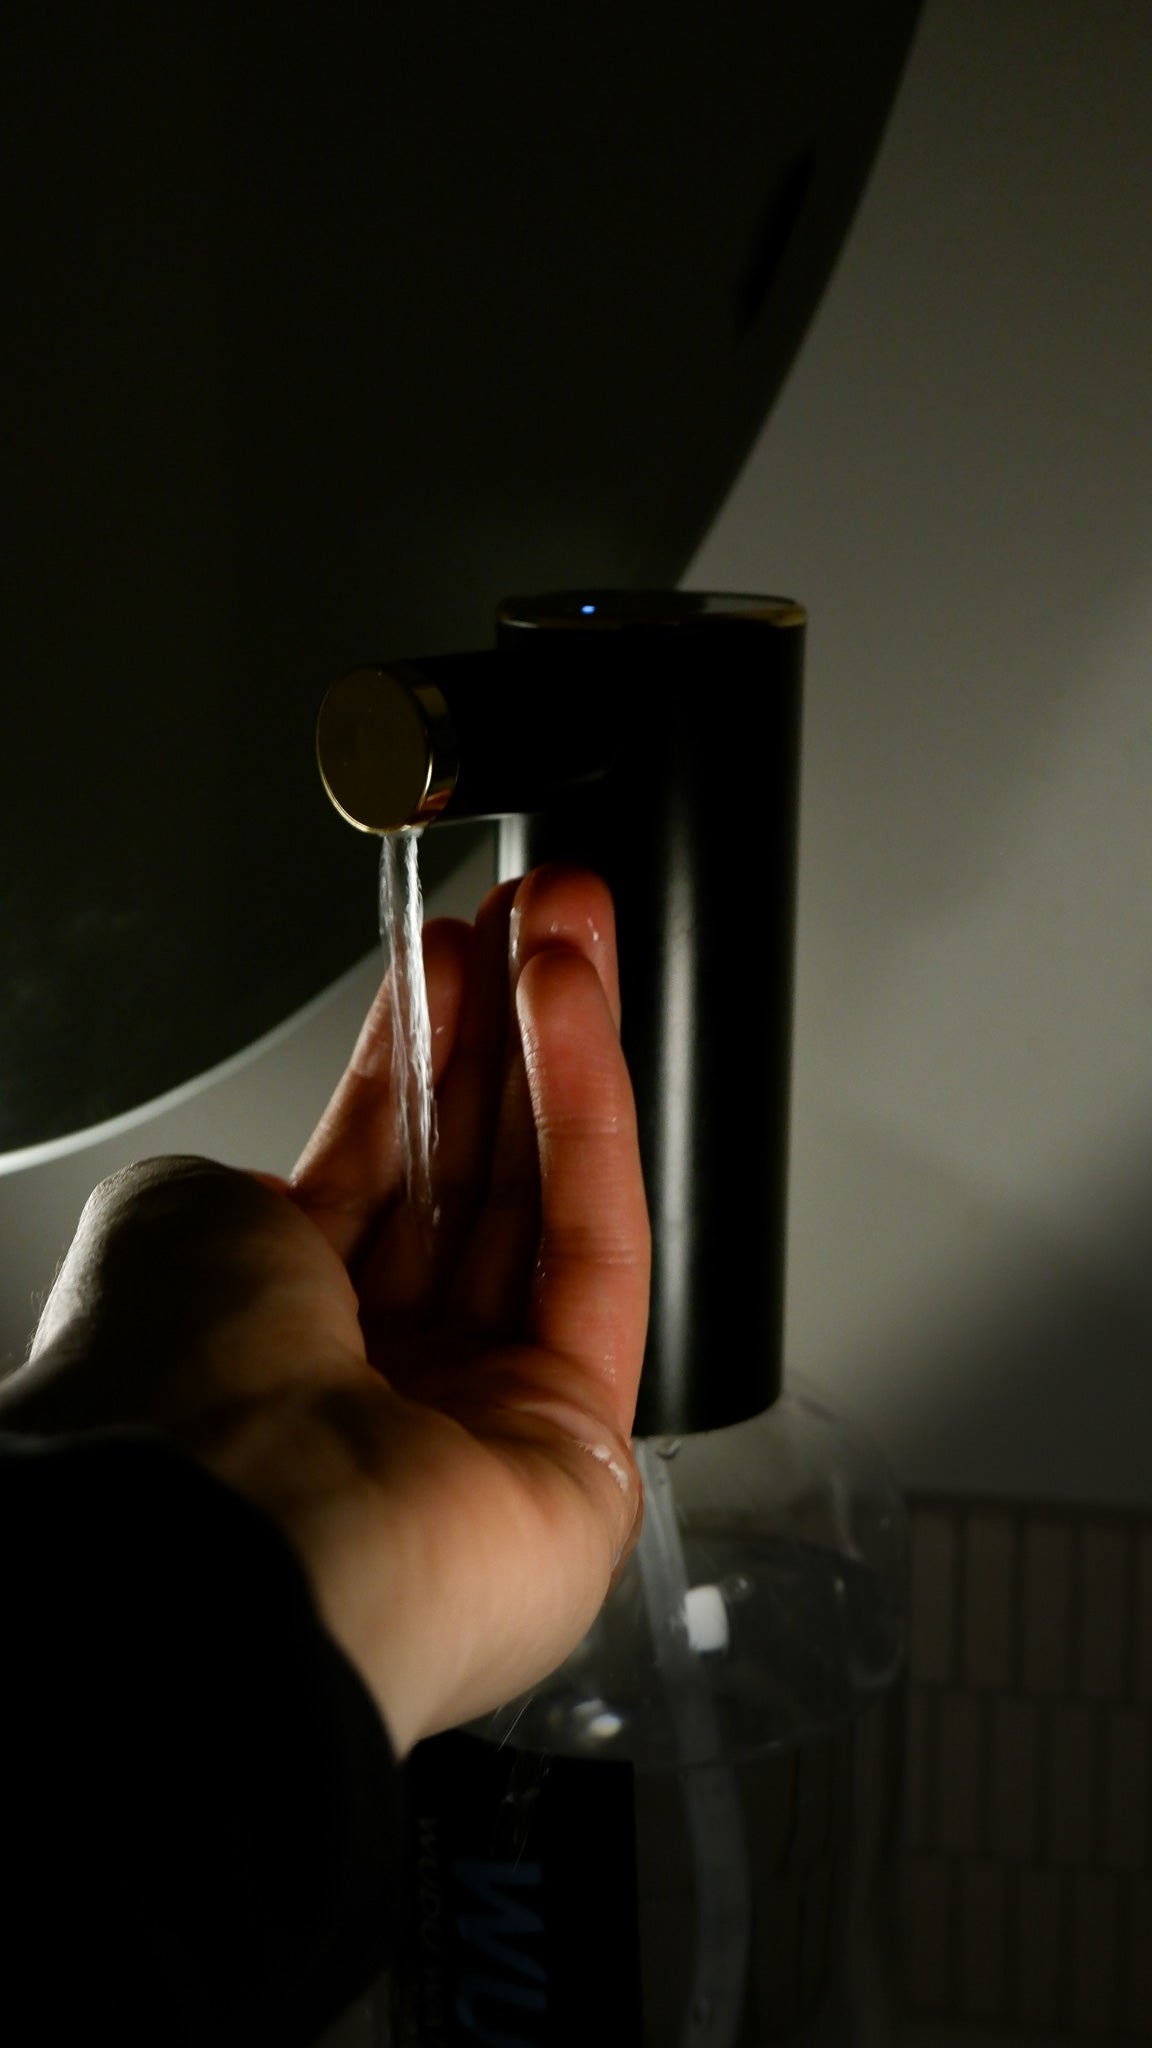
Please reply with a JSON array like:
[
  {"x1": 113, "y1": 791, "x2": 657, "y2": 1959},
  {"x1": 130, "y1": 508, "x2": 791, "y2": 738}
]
[{"x1": 397, "y1": 1730, "x2": 642, "y2": 2048}]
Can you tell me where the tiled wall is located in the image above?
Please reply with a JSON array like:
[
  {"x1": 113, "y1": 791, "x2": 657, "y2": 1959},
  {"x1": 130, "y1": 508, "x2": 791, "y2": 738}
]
[{"x1": 898, "y1": 1498, "x2": 1152, "y2": 2038}]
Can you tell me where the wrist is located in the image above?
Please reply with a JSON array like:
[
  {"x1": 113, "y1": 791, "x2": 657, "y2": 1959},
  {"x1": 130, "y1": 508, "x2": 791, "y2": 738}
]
[{"x1": 196, "y1": 1381, "x2": 465, "y2": 1759}]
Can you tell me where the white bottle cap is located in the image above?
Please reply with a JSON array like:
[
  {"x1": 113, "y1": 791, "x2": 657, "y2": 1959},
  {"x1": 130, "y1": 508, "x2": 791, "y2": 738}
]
[{"x1": 683, "y1": 1583, "x2": 729, "y2": 1654}]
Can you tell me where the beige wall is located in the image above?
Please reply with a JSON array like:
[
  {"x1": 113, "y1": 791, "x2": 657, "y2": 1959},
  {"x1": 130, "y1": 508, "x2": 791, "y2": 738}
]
[{"x1": 689, "y1": 0, "x2": 1152, "y2": 1505}]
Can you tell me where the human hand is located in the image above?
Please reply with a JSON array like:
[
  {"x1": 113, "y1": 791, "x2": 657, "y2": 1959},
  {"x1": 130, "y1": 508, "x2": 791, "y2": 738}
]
[{"x1": 0, "y1": 865, "x2": 650, "y2": 1756}]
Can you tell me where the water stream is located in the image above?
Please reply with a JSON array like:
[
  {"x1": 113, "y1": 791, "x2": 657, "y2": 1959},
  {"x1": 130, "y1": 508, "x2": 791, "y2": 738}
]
[
  {"x1": 375, "y1": 825, "x2": 752, "y2": 2043},
  {"x1": 378, "y1": 828, "x2": 439, "y2": 1228}
]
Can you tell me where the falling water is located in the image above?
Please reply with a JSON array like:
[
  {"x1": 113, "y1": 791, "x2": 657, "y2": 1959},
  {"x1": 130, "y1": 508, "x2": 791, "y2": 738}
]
[{"x1": 379, "y1": 827, "x2": 439, "y2": 1227}]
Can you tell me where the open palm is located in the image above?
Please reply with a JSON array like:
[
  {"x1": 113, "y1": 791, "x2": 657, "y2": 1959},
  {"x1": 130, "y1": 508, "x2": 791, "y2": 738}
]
[
  {"x1": 275, "y1": 861, "x2": 650, "y2": 1751},
  {"x1": 0, "y1": 865, "x2": 649, "y2": 1758}
]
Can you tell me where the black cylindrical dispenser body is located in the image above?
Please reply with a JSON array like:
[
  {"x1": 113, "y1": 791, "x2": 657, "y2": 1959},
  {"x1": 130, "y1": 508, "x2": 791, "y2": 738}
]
[{"x1": 493, "y1": 591, "x2": 805, "y2": 1437}]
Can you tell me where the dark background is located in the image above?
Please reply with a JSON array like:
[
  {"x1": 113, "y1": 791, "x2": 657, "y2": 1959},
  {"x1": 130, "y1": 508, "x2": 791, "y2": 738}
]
[{"x1": 0, "y1": 1, "x2": 919, "y2": 1144}]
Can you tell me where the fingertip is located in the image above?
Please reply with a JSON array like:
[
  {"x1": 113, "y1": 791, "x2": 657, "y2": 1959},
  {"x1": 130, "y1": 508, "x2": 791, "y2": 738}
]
[
  {"x1": 422, "y1": 917, "x2": 475, "y2": 1031},
  {"x1": 474, "y1": 876, "x2": 523, "y2": 932},
  {"x1": 509, "y1": 865, "x2": 619, "y2": 1020},
  {"x1": 513, "y1": 942, "x2": 614, "y2": 1043}
]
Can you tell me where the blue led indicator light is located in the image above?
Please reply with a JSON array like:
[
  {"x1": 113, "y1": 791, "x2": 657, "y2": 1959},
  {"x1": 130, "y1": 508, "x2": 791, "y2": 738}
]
[{"x1": 581, "y1": 604, "x2": 596, "y2": 615}]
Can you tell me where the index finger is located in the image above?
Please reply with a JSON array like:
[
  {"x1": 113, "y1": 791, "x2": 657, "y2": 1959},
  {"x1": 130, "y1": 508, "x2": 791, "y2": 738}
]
[{"x1": 514, "y1": 942, "x2": 650, "y2": 1440}]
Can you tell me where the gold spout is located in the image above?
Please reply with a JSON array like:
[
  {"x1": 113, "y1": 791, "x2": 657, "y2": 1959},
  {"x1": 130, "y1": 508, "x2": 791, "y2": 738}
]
[{"x1": 316, "y1": 665, "x2": 459, "y2": 834}]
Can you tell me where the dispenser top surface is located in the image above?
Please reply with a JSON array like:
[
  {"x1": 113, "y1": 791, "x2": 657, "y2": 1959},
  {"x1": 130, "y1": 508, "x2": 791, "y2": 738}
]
[{"x1": 497, "y1": 590, "x2": 807, "y2": 633}]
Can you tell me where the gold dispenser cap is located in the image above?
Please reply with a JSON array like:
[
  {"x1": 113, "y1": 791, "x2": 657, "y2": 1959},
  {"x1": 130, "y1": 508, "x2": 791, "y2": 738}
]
[{"x1": 316, "y1": 665, "x2": 460, "y2": 834}]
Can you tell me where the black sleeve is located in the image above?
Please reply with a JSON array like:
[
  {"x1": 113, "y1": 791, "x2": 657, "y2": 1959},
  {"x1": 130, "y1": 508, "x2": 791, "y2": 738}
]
[{"x1": 0, "y1": 1427, "x2": 403, "y2": 2047}]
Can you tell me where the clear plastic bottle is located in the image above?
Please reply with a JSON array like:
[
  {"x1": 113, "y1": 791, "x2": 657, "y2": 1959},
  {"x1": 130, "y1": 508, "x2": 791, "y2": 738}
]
[{"x1": 385, "y1": 1381, "x2": 908, "y2": 2048}]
